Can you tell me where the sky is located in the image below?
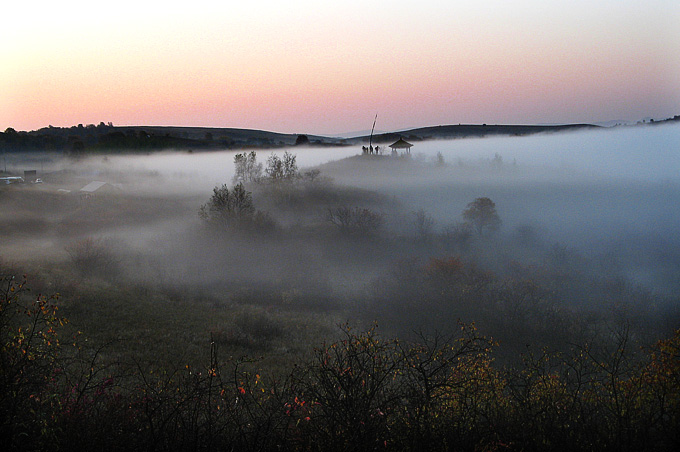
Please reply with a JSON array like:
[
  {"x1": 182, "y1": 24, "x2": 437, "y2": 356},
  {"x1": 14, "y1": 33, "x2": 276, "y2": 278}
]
[{"x1": 3, "y1": 0, "x2": 679, "y2": 135}]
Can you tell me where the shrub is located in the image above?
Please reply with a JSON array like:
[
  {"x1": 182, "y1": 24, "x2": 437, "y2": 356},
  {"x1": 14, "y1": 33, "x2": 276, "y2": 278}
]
[
  {"x1": 303, "y1": 169, "x2": 321, "y2": 182},
  {"x1": 292, "y1": 325, "x2": 404, "y2": 450},
  {"x1": 0, "y1": 274, "x2": 64, "y2": 450},
  {"x1": 199, "y1": 183, "x2": 254, "y2": 223},
  {"x1": 65, "y1": 237, "x2": 120, "y2": 278},
  {"x1": 442, "y1": 222, "x2": 473, "y2": 249},
  {"x1": 199, "y1": 182, "x2": 276, "y2": 233},
  {"x1": 413, "y1": 208, "x2": 435, "y2": 240},
  {"x1": 234, "y1": 310, "x2": 284, "y2": 341},
  {"x1": 325, "y1": 206, "x2": 384, "y2": 236}
]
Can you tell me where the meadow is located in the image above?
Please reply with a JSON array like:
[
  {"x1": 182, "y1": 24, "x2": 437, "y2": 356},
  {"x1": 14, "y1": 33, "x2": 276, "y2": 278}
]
[{"x1": 1, "y1": 123, "x2": 679, "y2": 450}]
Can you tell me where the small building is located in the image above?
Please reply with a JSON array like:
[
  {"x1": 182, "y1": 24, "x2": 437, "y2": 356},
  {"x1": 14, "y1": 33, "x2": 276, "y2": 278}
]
[
  {"x1": 79, "y1": 181, "x2": 110, "y2": 201},
  {"x1": 388, "y1": 137, "x2": 413, "y2": 155}
]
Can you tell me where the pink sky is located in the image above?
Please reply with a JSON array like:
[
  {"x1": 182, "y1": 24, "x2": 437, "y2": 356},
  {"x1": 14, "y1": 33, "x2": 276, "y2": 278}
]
[{"x1": 3, "y1": 1, "x2": 679, "y2": 135}]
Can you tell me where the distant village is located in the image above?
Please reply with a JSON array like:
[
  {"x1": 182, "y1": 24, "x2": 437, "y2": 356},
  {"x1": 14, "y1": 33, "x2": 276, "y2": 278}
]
[{"x1": 1, "y1": 166, "x2": 121, "y2": 205}]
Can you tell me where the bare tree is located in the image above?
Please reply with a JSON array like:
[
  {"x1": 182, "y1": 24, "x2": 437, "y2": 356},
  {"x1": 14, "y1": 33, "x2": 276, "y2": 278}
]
[
  {"x1": 326, "y1": 206, "x2": 384, "y2": 236},
  {"x1": 233, "y1": 151, "x2": 262, "y2": 184},
  {"x1": 264, "y1": 151, "x2": 298, "y2": 182}
]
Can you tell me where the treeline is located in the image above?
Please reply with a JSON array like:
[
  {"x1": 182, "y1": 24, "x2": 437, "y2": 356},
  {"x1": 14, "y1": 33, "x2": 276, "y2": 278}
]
[
  {"x1": 2, "y1": 274, "x2": 679, "y2": 451},
  {"x1": 0, "y1": 124, "x2": 315, "y2": 154},
  {"x1": 0, "y1": 123, "x2": 223, "y2": 154}
]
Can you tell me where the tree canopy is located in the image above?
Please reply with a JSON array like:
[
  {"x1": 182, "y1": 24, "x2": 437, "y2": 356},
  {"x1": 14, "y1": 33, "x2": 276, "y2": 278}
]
[
  {"x1": 463, "y1": 197, "x2": 501, "y2": 236},
  {"x1": 199, "y1": 183, "x2": 254, "y2": 226}
]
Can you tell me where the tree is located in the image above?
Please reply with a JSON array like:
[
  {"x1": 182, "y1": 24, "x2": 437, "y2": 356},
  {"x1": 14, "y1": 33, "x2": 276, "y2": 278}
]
[
  {"x1": 282, "y1": 151, "x2": 298, "y2": 179},
  {"x1": 325, "y1": 206, "x2": 384, "y2": 236},
  {"x1": 265, "y1": 154, "x2": 283, "y2": 180},
  {"x1": 294, "y1": 134, "x2": 309, "y2": 146},
  {"x1": 233, "y1": 153, "x2": 247, "y2": 184},
  {"x1": 199, "y1": 183, "x2": 276, "y2": 232},
  {"x1": 413, "y1": 209, "x2": 435, "y2": 240},
  {"x1": 233, "y1": 151, "x2": 262, "y2": 184},
  {"x1": 303, "y1": 169, "x2": 321, "y2": 182},
  {"x1": 199, "y1": 182, "x2": 254, "y2": 226},
  {"x1": 462, "y1": 197, "x2": 501, "y2": 236},
  {"x1": 265, "y1": 151, "x2": 298, "y2": 182}
]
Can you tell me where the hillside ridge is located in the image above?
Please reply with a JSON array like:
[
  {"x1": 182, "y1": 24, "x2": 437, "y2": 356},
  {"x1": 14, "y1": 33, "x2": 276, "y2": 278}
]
[{"x1": 2, "y1": 114, "x2": 678, "y2": 154}]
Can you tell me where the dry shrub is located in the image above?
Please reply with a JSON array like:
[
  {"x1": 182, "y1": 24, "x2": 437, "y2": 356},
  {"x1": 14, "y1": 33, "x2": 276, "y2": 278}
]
[
  {"x1": 65, "y1": 237, "x2": 119, "y2": 278},
  {"x1": 325, "y1": 206, "x2": 384, "y2": 236}
]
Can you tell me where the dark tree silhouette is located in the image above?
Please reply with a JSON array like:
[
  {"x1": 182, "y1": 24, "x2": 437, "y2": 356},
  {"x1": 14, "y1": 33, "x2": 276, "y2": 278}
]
[
  {"x1": 199, "y1": 182, "x2": 254, "y2": 225},
  {"x1": 463, "y1": 197, "x2": 501, "y2": 235},
  {"x1": 295, "y1": 134, "x2": 309, "y2": 146}
]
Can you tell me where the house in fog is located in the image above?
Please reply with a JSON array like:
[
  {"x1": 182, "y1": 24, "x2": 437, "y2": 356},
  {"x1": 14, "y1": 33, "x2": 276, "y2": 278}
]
[
  {"x1": 79, "y1": 181, "x2": 121, "y2": 201},
  {"x1": 388, "y1": 137, "x2": 413, "y2": 155}
]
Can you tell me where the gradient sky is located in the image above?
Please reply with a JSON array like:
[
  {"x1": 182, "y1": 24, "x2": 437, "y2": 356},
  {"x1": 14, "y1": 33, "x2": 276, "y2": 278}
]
[{"x1": 3, "y1": 0, "x2": 679, "y2": 135}]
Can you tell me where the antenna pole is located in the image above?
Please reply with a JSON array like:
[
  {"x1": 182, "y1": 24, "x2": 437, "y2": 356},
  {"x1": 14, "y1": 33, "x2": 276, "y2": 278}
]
[{"x1": 369, "y1": 113, "x2": 377, "y2": 149}]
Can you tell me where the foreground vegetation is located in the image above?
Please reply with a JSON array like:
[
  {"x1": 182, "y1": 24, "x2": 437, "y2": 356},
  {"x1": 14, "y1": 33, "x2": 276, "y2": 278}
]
[{"x1": 2, "y1": 273, "x2": 679, "y2": 451}]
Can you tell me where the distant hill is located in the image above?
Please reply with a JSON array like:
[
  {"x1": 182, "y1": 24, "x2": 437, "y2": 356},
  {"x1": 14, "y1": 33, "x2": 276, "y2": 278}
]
[
  {"x1": 0, "y1": 124, "x2": 346, "y2": 155},
  {"x1": 350, "y1": 123, "x2": 601, "y2": 145},
  {"x1": 2, "y1": 115, "x2": 677, "y2": 154}
]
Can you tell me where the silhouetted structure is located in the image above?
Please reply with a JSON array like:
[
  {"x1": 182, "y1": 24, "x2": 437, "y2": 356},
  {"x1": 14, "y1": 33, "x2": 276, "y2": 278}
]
[{"x1": 388, "y1": 137, "x2": 413, "y2": 155}]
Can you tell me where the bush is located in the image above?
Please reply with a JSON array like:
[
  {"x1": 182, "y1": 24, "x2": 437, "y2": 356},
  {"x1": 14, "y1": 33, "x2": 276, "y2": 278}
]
[
  {"x1": 442, "y1": 222, "x2": 473, "y2": 249},
  {"x1": 65, "y1": 237, "x2": 120, "y2": 278},
  {"x1": 235, "y1": 310, "x2": 284, "y2": 341},
  {"x1": 199, "y1": 183, "x2": 254, "y2": 223},
  {"x1": 413, "y1": 208, "x2": 435, "y2": 240},
  {"x1": 199, "y1": 182, "x2": 276, "y2": 232},
  {"x1": 2, "y1": 278, "x2": 679, "y2": 452},
  {"x1": 325, "y1": 206, "x2": 384, "y2": 236},
  {"x1": 0, "y1": 274, "x2": 64, "y2": 450}
]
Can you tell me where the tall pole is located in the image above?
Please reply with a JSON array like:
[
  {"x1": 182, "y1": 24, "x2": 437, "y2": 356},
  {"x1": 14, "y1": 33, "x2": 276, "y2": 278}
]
[{"x1": 369, "y1": 113, "x2": 377, "y2": 150}]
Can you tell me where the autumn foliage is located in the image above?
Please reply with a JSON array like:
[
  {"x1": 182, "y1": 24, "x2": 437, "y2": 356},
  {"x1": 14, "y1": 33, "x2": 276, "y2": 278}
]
[{"x1": 2, "y1": 276, "x2": 679, "y2": 451}]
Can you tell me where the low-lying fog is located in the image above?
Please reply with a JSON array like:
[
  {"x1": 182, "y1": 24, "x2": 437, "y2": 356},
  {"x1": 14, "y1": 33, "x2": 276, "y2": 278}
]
[{"x1": 2, "y1": 123, "x2": 679, "y2": 299}]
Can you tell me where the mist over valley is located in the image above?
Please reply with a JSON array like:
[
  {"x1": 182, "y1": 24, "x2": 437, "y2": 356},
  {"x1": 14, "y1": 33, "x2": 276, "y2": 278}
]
[
  {"x1": 3, "y1": 120, "x2": 680, "y2": 450},
  {"x1": 3, "y1": 122, "x2": 679, "y2": 317}
]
